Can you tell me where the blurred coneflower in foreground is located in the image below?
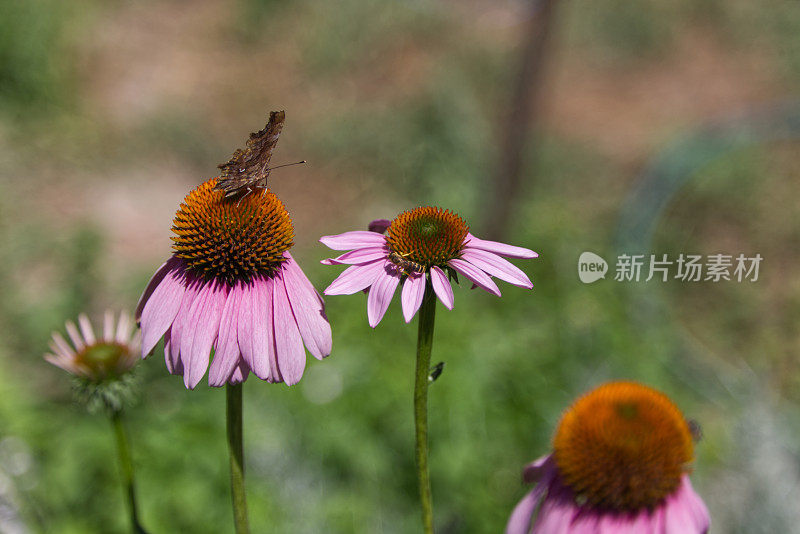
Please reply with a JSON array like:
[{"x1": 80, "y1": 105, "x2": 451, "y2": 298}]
[
  {"x1": 45, "y1": 311, "x2": 148, "y2": 533},
  {"x1": 506, "y1": 381, "x2": 710, "y2": 534},
  {"x1": 321, "y1": 207, "x2": 537, "y2": 534}
]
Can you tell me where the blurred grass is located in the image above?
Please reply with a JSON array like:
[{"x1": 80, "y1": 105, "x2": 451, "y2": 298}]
[{"x1": 0, "y1": 0, "x2": 798, "y2": 532}]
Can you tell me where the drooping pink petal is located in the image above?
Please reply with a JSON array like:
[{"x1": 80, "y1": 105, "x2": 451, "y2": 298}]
[
  {"x1": 273, "y1": 276, "x2": 306, "y2": 385},
  {"x1": 320, "y1": 246, "x2": 388, "y2": 266},
  {"x1": 229, "y1": 359, "x2": 250, "y2": 385},
  {"x1": 180, "y1": 281, "x2": 227, "y2": 389},
  {"x1": 465, "y1": 233, "x2": 538, "y2": 259},
  {"x1": 429, "y1": 266, "x2": 454, "y2": 310},
  {"x1": 367, "y1": 263, "x2": 400, "y2": 327},
  {"x1": 283, "y1": 259, "x2": 332, "y2": 360},
  {"x1": 236, "y1": 282, "x2": 256, "y2": 377},
  {"x1": 324, "y1": 260, "x2": 386, "y2": 295},
  {"x1": 208, "y1": 283, "x2": 243, "y2": 387},
  {"x1": 168, "y1": 278, "x2": 203, "y2": 370},
  {"x1": 284, "y1": 252, "x2": 325, "y2": 306},
  {"x1": 139, "y1": 266, "x2": 187, "y2": 356},
  {"x1": 461, "y1": 249, "x2": 533, "y2": 288},
  {"x1": 135, "y1": 257, "x2": 183, "y2": 323},
  {"x1": 368, "y1": 219, "x2": 391, "y2": 234},
  {"x1": 448, "y1": 258, "x2": 501, "y2": 296},
  {"x1": 248, "y1": 279, "x2": 273, "y2": 381},
  {"x1": 401, "y1": 273, "x2": 426, "y2": 323},
  {"x1": 505, "y1": 488, "x2": 543, "y2": 534},
  {"x1": 319, "y1": 230, "x2": 387, "y2": 250},
  {"x1": 163, "y1": 327, "x2": 182, "y2": 375}
]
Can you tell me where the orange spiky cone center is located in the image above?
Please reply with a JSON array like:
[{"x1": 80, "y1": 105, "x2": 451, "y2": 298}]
[
  {"x1": 385, "y1": 207, "x2": 468, "y2": 269},
  {"x1": 553, "y1": 381, "x2": 695, "y2": 511},
  {"x1": 171, "y1": 178, "x2": 294, "y2": 284}
]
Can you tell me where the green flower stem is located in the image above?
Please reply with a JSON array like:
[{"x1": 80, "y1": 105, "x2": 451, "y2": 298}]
[
  {"x1": 227, "y1": 383, "x2": 250, "y2": 534},
  {"x1": 109, "y1": 409, "x2": 147, "y2": 534},
  {"x1": 414, "y1": 283, "x2": 437, "y2": 534}
]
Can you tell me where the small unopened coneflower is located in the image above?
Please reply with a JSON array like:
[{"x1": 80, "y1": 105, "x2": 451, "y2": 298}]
[
  {"x1": 321, "y1": 207, "x2": 537, "y2": 534},
  {"x1": 136, "y1": 178, "x2": 332, "y2": 389},
  {"x1": 321, "y1": 207, "x2": 537, "y2": 327},
  {"x1": 45, "y1": 311, "x2": 148, "y2": 533},
  {"x1": 506, "y1": 381, "x2": 710, "y2": 534}
]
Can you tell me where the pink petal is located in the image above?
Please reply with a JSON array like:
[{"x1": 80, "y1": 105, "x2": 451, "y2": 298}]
[
  {"x1": 179, "y1": 281, "x2": 227, "y2": 389},
  {"x1": 273, "y1": 276, "x2": 306, "y2": 385},
  {"x1": 163, "y1": 327, "x2": 182, "y2": 375},
  {"x1": 283, "y1": 258, "x2": 332, "y2": 360},
  {"x1": 208, "y1": 283, "x2": 243, "y2": 387},
  {"x1": 429, "y1": 266, "x2": 454, "y2": 310},
  {"x1": 248, "y1": 279, "x2": 273, "y2": 381},
  {"x1": 236, "y1": 283, "x2": 257, "y2": 378},
  {"x1": 663, "y1": 477, "x2": 710, "y2": 534},
  {"x1": 530, "y1": 491, "x2": 576, "y2": 534},
  {"x1": 50, "y1": 332, "x2": 74, "y2": 359},
  {"x1": 368, "y1": 219, "x2": 391, "y2": 234},
  {"x1": 461, "y1": 249, "x2": 533, "y2": 288},
  {"x1": 77, "y1": 314, "x2": 95, "y2": 345},
  {"x1": 507, "y1": 456, "x2": 554, "y2": 534},
  {"x1": 522, "y1": 455, "x2": 551, "y2": 483},
  {"x1": 448, "y1": 258, "x2": 501, "y2": 297},
  {"x1": 465, "y1": 233, "x2": 538, "y2": 259},
  {"x1": 284, "y1": 252, "x2": 324, "y2": 306},
  {"x1": 139, "y1": 266, "x2": 187, "y2": 356},
  {"x1": 324, "y1": 260, "x2": 386, "y2": 295},
  {"x1": 65, "y1": 321, "x2": 84, "y2": 351},
  {"x1": 103, "y1": 311, "x2": 114, "y2": 341},
  {"x1": 229, "y1": 359, "x2": 250, "y2": 385},
  {"x1": 135, "y1": 257, "x2": 182, "y2": 323},
  {"x1": 401, "y1": 274, "x2": 426, "y2": 323},
  {"x1": 505, "y1": 489, "x2": 540, "y2": 534},
  {"x1": 168, "y1": 278, "x2": 203, "y2": 370},
  {"x1": 116, "y1": 311, "x2": 133, "y2": 344},
  {"x1": 367, "y1": 262, "x2": 400, "y2": 327},
  {"x1": 321, "y1": 246, "x2": 388, "y2": 266},
  {"x1": 319, "y1": 230, "x2": 387, "y2": 250}
]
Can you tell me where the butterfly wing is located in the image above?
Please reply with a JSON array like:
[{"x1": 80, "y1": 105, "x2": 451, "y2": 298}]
[{"x1": 214, "y1": 110, "x2": 286, "y2": 197}]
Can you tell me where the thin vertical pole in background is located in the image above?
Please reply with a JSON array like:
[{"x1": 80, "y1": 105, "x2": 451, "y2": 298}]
[{"x1": 485, "y1": 0, "x2": 560, "y2": 241}]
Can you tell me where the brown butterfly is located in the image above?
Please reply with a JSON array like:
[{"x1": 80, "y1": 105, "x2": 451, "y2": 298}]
[{"x1": 213, "y1": 110, "x2": 304, "y2": 199}]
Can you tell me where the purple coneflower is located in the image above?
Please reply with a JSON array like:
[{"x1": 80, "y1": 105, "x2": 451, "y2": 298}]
[
  {"x1": 136, "y1": 178, "x2": 332, "y2": 389},
  {"x1": 507, "y1": 381, "x2": 710, "y2": 534},
  {"x1": 322, "y1": 207, "x2": 537, "y2": 534},
  {"x1": 320, "y1": 207, "x2": 537, "y2": 327},
  {"x1": 45, "y1": 312, "x2": 148, "y2": 533},
  {"x1": 46, "y1": 310, "x2": 139, "y2": 382}
]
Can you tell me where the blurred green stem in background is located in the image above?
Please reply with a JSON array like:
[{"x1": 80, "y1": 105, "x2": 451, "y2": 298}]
[
  {"x1": 414, "y1": 284, "x2": 437, "y2": 534},
  {"x1": 110, "y1": 409, "x2": 147, "y2": 534},
  {"x1": 227, "y1": 383, "x2": 250, "y2": 534}
]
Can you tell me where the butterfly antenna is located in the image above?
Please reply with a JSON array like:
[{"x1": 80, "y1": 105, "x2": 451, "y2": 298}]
[{"x1": 267, "y1": 160, "x2": 307, "y2": 171}]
